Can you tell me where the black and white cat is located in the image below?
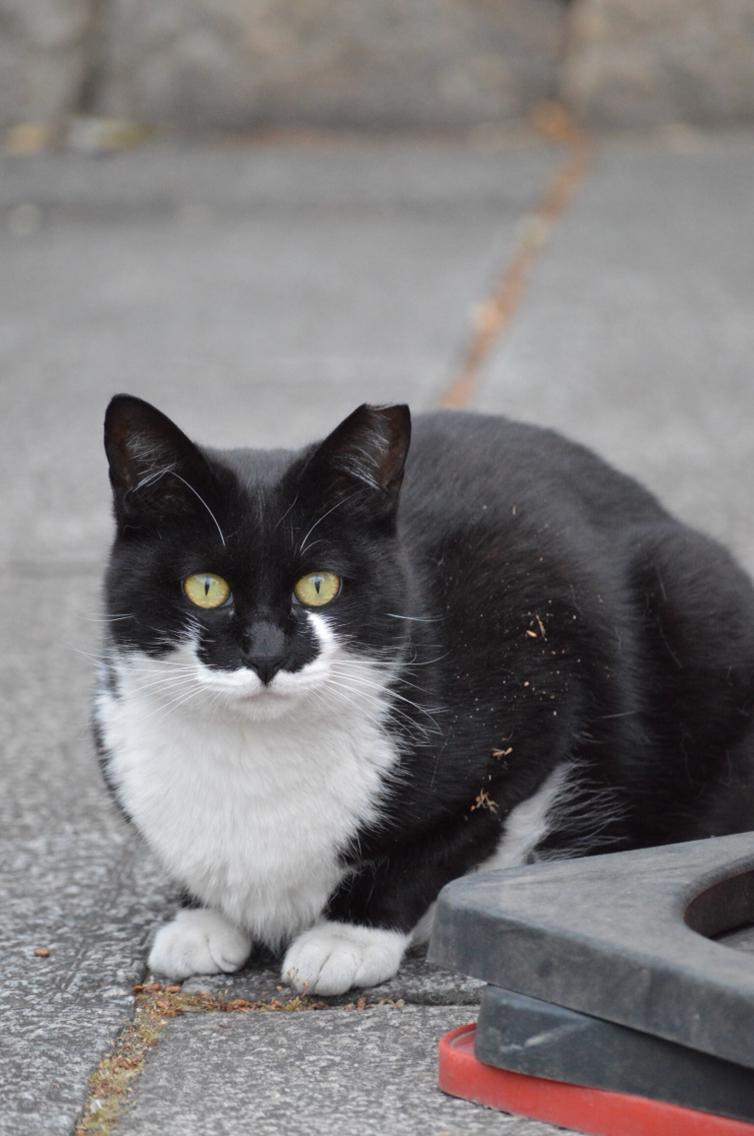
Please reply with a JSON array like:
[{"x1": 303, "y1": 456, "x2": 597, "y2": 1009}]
[{"x1": 94, "y1": 394, "x2": 754, "y2": 995}]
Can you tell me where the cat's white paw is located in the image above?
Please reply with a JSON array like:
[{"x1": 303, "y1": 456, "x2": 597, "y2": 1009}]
[
  {"x1": 148, "y1": 908, "x2": 252, "y2": 980},
  {"x1": 282, "y1": 921, "x2": 409, "y2": 996}
]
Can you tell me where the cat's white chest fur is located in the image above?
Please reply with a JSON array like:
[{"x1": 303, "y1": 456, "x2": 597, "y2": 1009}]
[{"x1": 96, "y1": 649, "x2": 399, "y2": 947}]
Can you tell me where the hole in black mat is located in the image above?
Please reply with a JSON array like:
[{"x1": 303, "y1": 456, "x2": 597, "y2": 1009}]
[{"x1": 685, "y1": 868, "x2": 754, "y2": 950}]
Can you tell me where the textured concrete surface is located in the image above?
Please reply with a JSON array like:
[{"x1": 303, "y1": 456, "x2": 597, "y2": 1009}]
[
  {"x1": 94, "y1": 0, "x2": 563, "y2": 131},
  {"x1": 476, "y1": 134, "x2": 754, "y2": 576},
  {"x1": 564, "y1": 0, "x2": 754, "y2": 128},
  {"x1": 1, "y1": 837, "x2": 170, "y2": 1136},
  {"x1": 182, "y1": 947, "x2": 485, "y2": 1006},
  {"x1": 115, "y1": 1006, "x2": 556, "y2": 1135},
  {"x1": 0, "y1": 574, "x2": 174, "y2": 1134}
]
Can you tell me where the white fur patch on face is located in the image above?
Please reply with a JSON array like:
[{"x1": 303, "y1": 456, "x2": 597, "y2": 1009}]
[
  {"x1": 282, "y1": 921, "x2": 410, "y2": 996},
  {"x1": 127, "y1": 610, "x2": 341, "y2": 724},
  {"x1": 148, "y1": 908, "x2": 252, "y2": 979}
]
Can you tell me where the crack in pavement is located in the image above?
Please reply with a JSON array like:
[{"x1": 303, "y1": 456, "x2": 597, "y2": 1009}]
[
  {"x1": 438, "y1": 120, "x2": 594, "y2": 411},
  {"x1": 73, "y1": 983, "x2": 409, "y2": 1135}
]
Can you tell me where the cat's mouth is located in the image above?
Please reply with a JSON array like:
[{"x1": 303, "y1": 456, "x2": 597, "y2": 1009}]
[
  {"x1": 239, "y1": 685, "x2": 294, "y2": 701},
  {"x1": 217, "y1": 670, "x2": 319, "y2": 711}
]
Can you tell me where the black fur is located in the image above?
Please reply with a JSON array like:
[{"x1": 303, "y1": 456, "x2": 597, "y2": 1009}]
[{"x1": 100, "y1": 395, "x2": 754, "y2": 936}]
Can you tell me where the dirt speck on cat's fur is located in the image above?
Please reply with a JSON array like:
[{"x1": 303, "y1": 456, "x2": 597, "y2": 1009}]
[{"x1": 470, "y1": 789, "x2": 498, "y2": 813}]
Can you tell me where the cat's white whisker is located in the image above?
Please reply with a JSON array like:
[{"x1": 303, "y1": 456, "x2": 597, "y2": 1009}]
[
  {"x1": 402, "y1": 651, "x2": 451, "y2": 668},
  {"x1": 66, "y1": 645, "x2": 103, "y2": 663},
  {"x1": 136, "y1": 465, "x2": 227, "y2": 548},
  {"x1": 322, "y1": 676, "x2": 438, "y2": 741},
  {"x1": 384, "y1": 612, "x2": 444, "y2": 623},
  {"x1": 274, "y1": 492, "x2": 300, "y2": 532},
  {"x1": 328, "y1": 664, "x2": 445, "y2": 724},
  {"x1": 298, "y1": 495, "x2": 353, "y2": 556},
  {"x1": 85, "y1": 612, "x2": 135, "y2": 624}
]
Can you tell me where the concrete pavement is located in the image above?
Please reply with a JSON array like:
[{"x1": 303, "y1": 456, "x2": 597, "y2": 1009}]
[{"x1": 2, "y1": 128, "x2": 753, "y2": 1135}]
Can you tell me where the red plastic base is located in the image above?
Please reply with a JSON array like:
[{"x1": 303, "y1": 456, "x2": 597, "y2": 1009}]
[{"x1": 439, "y1": 1024, "x2": 754, "y2": 1136}]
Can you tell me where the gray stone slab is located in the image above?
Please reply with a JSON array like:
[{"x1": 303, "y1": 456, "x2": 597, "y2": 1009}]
[
  {"x1": 0, "y1": 572, "x2": 175, "y2": 1133},
  {"x1": 0, "y1": 0, "x2": 93, "y2": 131},
  {"x1": 3, "y1": 1001, "x2": 130, "y2": 1136},
  {"x1": 94, "y1": 1, "x2": 563, "y2": 131},
  {"x1": 181, "y1": 947, "x2": 485, "y2": 1007},
  {"x1": 563, "y1": 0, "x2": 754, "y2": 128},
  {"x1": 0, "y1": 140, "x2": 557, "y2": 565},
  {"x1": 0, "y1": 827, "x2": 172, "y2": 1136},
  {"x1": 476, "y1": 986, "x2": 754, "y2": 1123},
  {"x1": 430, "y1": 833, "x2": 754, "y2": 1070},
  {"x1": 1, "y1": 573, "x2": 128, "y2": 830},
  {"x1": 475, "y1": 136, "x2": 754, "y2": 577},
  {"x1": 116, "y1": 1006, "x2": 561, "y2": 1135}
]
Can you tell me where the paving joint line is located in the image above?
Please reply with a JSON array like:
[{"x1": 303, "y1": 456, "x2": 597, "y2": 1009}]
[
  {"x1": 72, "y1": 981, "x2": 410, "y2": 1136},
  {"x1": 437, "y1": 120, "x2": 595, "y2": 411}
]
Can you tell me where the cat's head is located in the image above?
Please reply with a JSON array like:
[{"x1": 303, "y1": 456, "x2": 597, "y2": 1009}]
[{"x1": 102, "y1": 395, "x2": 412, "y2": 722}]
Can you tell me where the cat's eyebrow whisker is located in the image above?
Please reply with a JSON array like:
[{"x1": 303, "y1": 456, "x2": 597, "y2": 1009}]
[
  {"x1": 298, "y1": 494, "x2": 354, "y2": 556},
  {"x1": 136, "y1": 466, "x2": 227, "y2": 549},
  {"x1": 274, "y1": 492, "x2": 300, "y2": 532}
]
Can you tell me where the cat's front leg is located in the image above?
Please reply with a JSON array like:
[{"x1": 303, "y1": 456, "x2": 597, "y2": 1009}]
[
  {"x1": 148, "y1": 908, "x2": 252, "y2": 980},
  {"x1": 282, "y1": 819, "x2": 500, "y2": 995},
  {"x1": 282, "y1": 921, "x2": 410, "y2": 996}
]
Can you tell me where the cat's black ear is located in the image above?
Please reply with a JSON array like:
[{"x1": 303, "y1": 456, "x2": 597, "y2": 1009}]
[
  {"x1": 104, "y1": 395, "x2": 216, "y2": 527},
  {"x1": 305, "y1": 404, "x2": 411, "y2": 515}
]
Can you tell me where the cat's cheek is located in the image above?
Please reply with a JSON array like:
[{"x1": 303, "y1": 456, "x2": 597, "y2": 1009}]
[{"x1": 281, "y1": 921, "x2": 410, "y2": 995}]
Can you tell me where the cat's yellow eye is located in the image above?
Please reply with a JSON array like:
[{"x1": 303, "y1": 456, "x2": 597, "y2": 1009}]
[
  {"x1": 183, "y1": 572, "x2": 231, "y2": 609},
  {"x1": 293, "y1": 571, "x2": 341, "y2": 607}
]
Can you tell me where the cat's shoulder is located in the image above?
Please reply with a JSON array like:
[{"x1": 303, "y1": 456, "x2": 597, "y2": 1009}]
[
  {"x1": 408, "y1": 410, "x2": 612, "y2": 474},
  {"x1": 405, "y1": 410, "x2": 664, "y2": 527}
]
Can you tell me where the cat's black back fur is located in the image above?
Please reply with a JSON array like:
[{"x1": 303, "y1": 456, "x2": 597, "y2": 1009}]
[{"x1": 326, "y1": 412, "x2": 754, "y2": 928}]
